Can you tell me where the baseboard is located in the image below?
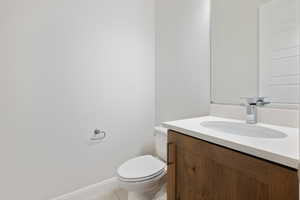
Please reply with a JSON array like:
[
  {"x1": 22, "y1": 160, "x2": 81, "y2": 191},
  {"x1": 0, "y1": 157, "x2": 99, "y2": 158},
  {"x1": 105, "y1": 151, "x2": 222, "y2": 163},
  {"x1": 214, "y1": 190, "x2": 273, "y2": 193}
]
[{"x1": 51, "y1": 177, "x2": 119, "y2": 200}]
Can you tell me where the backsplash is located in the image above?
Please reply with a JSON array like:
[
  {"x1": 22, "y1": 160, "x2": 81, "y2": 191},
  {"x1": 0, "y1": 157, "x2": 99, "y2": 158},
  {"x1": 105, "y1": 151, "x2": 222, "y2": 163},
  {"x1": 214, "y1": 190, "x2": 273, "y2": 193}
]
[{"x1": 210, "y1": 104, "x2": 299, "y2": 128}]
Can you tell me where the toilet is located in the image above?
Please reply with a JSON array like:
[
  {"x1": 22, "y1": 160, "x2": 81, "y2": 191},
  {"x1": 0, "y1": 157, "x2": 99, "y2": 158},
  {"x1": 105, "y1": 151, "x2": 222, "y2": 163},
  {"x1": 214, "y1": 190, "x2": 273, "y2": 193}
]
[{"x1": 117, "y1": 127, "x2": 167, "y2": 200}]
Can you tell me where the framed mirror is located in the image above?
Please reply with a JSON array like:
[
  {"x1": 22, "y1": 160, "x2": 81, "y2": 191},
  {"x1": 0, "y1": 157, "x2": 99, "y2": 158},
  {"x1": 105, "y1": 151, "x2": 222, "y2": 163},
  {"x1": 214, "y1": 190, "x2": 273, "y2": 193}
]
[{"x1": 211, "y1": 0, "x2": 299, "y2": 108}]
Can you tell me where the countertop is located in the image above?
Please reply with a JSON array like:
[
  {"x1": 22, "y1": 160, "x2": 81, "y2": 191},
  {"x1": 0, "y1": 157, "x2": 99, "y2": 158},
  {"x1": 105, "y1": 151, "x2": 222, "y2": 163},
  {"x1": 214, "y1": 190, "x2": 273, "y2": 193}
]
[{"x1": 162, "y1": 116, "x2": 299, "y2": 169}]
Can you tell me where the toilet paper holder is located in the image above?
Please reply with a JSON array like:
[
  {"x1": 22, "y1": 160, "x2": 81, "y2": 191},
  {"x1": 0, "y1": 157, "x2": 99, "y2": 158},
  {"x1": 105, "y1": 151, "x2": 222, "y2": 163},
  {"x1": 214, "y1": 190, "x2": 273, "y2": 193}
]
[{"x1": 91, "y1": 129, "x2": 106, "y2": 141}]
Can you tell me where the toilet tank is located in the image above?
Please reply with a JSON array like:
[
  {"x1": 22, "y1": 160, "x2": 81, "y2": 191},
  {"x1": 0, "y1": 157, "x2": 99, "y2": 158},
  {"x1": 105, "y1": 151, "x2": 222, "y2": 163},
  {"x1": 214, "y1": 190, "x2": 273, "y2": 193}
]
[{"x1": 154, "y1": 126, "x2": 168, "y2": 162}]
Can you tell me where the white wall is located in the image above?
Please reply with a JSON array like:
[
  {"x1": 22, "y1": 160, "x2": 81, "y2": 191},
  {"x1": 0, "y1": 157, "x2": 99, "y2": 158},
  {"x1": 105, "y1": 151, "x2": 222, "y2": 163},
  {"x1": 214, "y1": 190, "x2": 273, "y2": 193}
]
[
  {"x1": 210, "y1": 104, "x2": 299, "y2": 128},
  {"x1": 155, "y1": 0, "x2": 211, "y2": 123},
  {"x1": 298, "y1": 0, "x2": 300, "y2": 196},
  {"x1": 0, "y1": 0, "x2": 155, "y2": 199}
]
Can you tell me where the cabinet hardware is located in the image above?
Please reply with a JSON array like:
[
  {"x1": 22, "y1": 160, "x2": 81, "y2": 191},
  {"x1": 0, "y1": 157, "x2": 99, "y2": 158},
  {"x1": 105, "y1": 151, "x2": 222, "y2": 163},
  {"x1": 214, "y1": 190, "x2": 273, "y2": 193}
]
[{"x1": 167, "y1": 142, "x2": 175, "y2": 165}]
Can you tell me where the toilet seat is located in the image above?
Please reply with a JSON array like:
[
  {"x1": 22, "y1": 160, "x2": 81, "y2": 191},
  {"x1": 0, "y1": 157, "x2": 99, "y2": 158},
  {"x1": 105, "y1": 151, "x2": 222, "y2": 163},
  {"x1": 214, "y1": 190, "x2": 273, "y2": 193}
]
[
  {"x1": 118, "y1": 168, "x2": 166, "y2": 182},
  {"x1": 117, "y1": 155, "x2": 166, "y2": 183}
]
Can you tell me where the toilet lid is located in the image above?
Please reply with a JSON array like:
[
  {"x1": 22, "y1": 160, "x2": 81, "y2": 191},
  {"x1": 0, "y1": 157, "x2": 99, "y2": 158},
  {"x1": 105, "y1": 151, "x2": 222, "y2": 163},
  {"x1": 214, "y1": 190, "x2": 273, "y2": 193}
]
[{"x1": 117, "y1": 155, "x2": 166, "y2": 180}]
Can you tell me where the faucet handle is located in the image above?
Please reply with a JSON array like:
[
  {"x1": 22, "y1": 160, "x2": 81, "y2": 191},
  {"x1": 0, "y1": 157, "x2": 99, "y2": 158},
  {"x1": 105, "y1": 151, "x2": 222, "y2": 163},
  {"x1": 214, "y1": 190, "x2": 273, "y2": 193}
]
[
  {"x1": 256, "y1": 99, "x2": 271, "y2": 107},
  {"x1": 240, "y1": 97, "x2": 271, "y2": 106}
]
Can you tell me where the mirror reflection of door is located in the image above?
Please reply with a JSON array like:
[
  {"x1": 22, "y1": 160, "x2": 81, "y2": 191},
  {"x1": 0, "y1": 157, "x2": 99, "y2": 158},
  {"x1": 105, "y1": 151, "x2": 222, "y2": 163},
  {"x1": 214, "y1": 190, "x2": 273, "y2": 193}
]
[{"x1": 259, "y1": 0, "x2": 299, "y2": 104}]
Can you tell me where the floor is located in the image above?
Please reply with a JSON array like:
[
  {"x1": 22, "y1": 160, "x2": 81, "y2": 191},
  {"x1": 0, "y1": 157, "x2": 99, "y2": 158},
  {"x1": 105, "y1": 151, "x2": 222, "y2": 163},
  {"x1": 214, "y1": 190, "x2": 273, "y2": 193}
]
[
  {"x1": 93, "y1": 185, "x2": 167, "y2": 200},
  {"x1": 90, "y1": 189, "x2": 127, "y2": 200}
]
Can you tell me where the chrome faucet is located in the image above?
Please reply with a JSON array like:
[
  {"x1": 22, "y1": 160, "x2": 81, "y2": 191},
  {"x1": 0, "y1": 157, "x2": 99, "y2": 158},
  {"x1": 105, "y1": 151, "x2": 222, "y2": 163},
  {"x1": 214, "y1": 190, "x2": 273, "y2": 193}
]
[{"x1": 241, "y1": 97, "x2": 271, "y2": 124}]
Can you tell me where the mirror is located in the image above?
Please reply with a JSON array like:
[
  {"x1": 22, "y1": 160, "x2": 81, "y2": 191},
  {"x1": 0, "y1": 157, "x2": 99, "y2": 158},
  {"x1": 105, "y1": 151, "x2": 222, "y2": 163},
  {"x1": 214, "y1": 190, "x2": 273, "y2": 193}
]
[{"x1": 211, "y1": 0, "x2": 299, "y2": 106}]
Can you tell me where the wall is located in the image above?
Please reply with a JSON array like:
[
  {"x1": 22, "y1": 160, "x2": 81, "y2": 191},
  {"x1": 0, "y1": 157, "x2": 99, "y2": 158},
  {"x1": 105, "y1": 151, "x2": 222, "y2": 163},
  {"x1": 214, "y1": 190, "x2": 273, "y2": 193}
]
[
  {"x1": 210, "y1": 104, "x2": 299, "y2": 128},
  {"x1": 298, "y1": 0, "x2": 300, "y2": 197},
  {"x1": 0, "y1": 0, "x2": 155, "y2": 199},
  {"x1": 155, "y1": 0, "x2": 211, "y2": 124}
]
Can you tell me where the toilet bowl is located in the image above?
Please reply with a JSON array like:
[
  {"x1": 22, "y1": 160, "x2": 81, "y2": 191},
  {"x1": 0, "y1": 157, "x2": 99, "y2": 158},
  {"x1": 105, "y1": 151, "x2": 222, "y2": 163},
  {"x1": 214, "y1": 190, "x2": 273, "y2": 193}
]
[
  {"x1": 117, "y1": 155, "x2": 167, "y2": 200},
  {"x1": 117, "y1": 127, "x2": 168, "y2": 200}
]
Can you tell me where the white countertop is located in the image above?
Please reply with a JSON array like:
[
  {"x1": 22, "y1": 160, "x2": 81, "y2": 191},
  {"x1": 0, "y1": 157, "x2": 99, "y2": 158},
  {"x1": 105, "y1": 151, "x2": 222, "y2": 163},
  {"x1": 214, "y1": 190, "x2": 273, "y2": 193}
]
[{"x1": 162, "y1": 116, "x2": 299, "y2": 169}]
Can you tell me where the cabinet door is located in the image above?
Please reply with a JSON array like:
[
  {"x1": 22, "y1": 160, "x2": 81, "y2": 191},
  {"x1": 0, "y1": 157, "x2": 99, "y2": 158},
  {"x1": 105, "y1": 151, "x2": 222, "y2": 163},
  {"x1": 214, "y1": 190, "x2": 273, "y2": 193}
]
[{"x1": 167, "y1": 130, "x2": 298, "y2": 200}]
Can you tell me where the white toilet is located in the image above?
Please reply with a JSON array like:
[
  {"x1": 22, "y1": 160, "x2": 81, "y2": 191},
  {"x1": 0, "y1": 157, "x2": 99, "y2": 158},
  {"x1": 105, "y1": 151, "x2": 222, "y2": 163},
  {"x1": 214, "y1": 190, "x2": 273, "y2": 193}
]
[{"x1": 117, "y1": 127, "x2": 167, "y2": 200}]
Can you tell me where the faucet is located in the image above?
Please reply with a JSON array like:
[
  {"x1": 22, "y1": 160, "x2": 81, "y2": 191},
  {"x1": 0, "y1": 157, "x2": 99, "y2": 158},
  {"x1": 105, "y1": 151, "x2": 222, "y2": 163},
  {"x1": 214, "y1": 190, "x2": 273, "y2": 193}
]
[{"x1": 241, "y1": 97, "x2": 271, "y2": 124}]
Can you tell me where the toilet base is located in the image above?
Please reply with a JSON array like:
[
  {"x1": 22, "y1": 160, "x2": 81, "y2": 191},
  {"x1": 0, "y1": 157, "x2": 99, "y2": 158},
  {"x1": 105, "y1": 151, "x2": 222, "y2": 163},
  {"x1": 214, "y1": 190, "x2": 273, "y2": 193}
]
[{"x1": 128, "y1": 191, "x2": 157, "y2": 200}]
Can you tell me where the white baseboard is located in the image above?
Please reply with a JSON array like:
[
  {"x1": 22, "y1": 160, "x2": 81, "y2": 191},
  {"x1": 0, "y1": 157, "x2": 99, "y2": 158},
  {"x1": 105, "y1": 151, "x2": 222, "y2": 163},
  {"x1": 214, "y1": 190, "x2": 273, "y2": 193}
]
[{"x1": 51, "y1": 177, "x2": 119, "y2": 200}]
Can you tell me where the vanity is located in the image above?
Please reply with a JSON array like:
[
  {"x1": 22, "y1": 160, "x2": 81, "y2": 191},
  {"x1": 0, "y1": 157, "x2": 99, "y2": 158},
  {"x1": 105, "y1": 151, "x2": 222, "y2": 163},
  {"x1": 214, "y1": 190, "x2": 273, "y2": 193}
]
[
  {"x1": 161, "y1": 0, "x2": 300, "y2": 198},
  {"x1": 163, "y1": 116, "x2": 299, "y2": 200}
]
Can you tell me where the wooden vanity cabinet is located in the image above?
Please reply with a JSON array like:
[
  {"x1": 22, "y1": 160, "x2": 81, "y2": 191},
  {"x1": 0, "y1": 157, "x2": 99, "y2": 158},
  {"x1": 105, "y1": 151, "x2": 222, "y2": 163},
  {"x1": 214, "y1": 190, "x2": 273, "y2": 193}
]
[{"x1": 167, "y1": 130, "x2": 299, "y2": 200}]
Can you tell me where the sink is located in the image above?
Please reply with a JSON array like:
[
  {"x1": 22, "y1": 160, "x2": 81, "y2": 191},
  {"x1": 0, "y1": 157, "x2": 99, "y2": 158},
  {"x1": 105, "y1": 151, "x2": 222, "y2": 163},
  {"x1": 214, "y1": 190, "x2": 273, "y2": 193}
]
[{"x1": 200, "y1": 121, "x2": 287, "y2": 139}]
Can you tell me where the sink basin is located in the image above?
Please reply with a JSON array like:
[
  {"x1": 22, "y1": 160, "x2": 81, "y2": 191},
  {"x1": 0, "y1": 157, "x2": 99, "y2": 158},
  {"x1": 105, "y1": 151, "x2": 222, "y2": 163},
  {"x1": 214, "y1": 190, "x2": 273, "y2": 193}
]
[{"x1": 200, "y1": 121, "x2": 287, "y2": 139}]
